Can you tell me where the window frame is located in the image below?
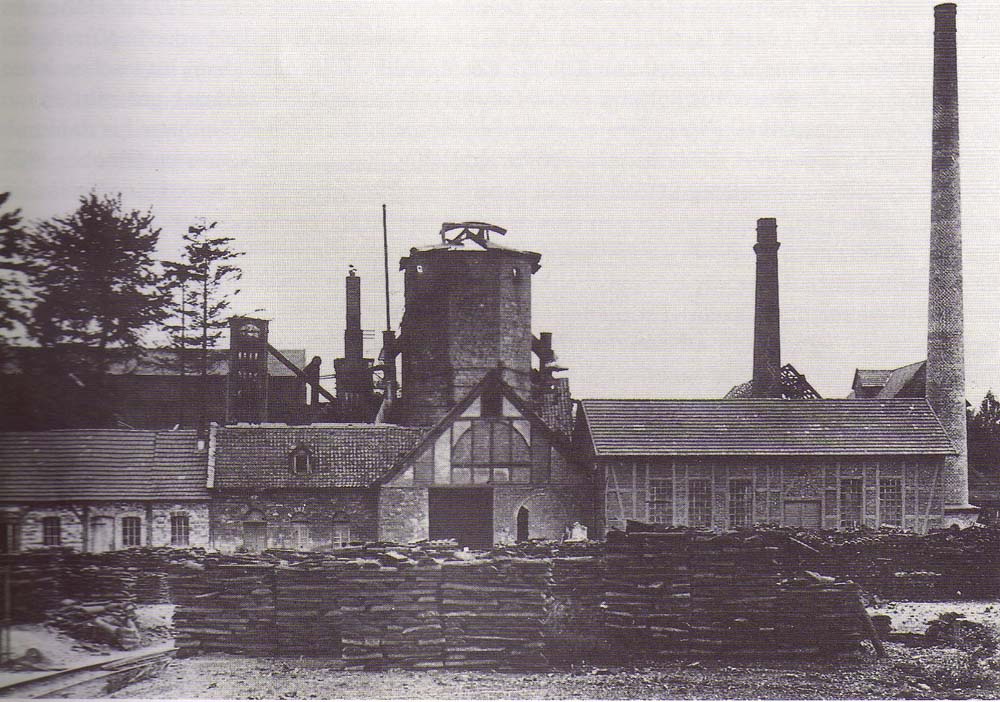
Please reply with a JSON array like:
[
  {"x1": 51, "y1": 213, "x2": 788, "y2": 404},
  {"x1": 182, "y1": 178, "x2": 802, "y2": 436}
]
[
  {"x1": 878, "y1": 477, "x2": 904, "y2": 527},
  {"x1": 170, "y1": 514, "x2": 191, "y2": 546},
  {"x1": 728, "y1": 479, "x2": 754, "y2": 529},
  {"x1": 121, "y1": 516, "x2": 143, "y2": 548},
  {"x1": 687, "y1": 478, "x2": 713, "y2": 528},
  {"x1": 839, "y1": 478, "x2": 864, "y2": 529},
  {"x1": 289, "y1": 446, "x2": 312, "y2": 475},
  {"x1": 647, "y1": 475, "x2": 673, "y2": 525},
  {"x1": 42, "y1": 516, "x2": 62, "y2": 546}
]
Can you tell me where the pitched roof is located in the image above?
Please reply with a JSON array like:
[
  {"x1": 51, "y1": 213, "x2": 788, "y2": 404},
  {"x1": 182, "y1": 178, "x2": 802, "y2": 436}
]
[
  {"x1": 213, "y1": 424, "x2": 426, "y2": 489},
  {"x1": 0, "y1": 429, "x2": 209, "y2": 501},
  {"x1": 578, "y1": 399, "x2": 956, "y2": 456},
  {"x1": 854, "y1": 369, "x2": 893, "y2": 388}
]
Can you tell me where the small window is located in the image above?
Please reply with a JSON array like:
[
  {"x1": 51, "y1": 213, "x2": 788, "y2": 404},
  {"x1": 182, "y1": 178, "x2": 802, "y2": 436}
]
[
  {"x1": 688, "y1": 479, "x2": 713, "y2": 528},
  {"x1": 839, "y1": 478, "x2": 863, "y2": 529},
  {"x1": 42, "y1": 517, "x2": 61, "y2": 546},
  {"x1": 415, "y1": 264, "x2": 424, "y2": 273},
  {"x1": 121, "y1": 517, "x2": 142, "y2": 547},
  {"x1": 290, "y1": 447, "x2": 312, "y2": 474},
  {"x1": 0, "y1": 518, "x2": 20, "y2": 554},
  {"x1": 728, "y1": 480, "x2": 754, "y2": 529},
  {"x1": 171, "y1": 515, "x2": 191, "y2": 546},
  {"x1": 647, "y1": 476, "x2": 673, "y2": 525},
  {"x1": 879, "y1": 478, "x2": 903, "y2": 527}
]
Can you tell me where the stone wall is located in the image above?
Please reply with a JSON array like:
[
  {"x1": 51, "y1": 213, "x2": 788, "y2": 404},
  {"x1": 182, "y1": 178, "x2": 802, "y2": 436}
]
[
  {"x1": 210, "y1": 491, "x2": 378, "y2": 552},
  {"x1": 6, "y1": 502, "x2": 209, "y2": 552}
]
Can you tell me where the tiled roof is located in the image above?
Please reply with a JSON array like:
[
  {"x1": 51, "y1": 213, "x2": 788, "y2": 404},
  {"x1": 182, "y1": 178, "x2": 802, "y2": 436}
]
[
  {"x1": 213, "y1": 424, "x2": 427, "y2": 489},
  {"x1": 1, "y1": 347, "x2": 306, "y2": 378},
  {"x1": 877, "y1": 361, "x2": 926, "y2": 399},
  {"x1": 0, "y1": 429, "x2": 209, "y2": 501},
  {"x1": 854, "y1": 369, "x2": 894, "y2": 388},
  {"x1": 579, "y1": 399, "x2": 956, "y2": 456}
]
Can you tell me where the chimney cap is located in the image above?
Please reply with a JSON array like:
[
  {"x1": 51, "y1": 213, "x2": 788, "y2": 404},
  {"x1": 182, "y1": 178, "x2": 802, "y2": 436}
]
[{"x1": 755, "y1": 218, "x2": 778, "y2": 244}]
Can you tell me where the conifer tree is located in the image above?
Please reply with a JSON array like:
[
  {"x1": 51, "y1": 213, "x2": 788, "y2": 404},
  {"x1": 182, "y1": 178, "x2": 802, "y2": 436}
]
[{"x1": 24, "y1": 192, "x2": 169, "y2": 381}]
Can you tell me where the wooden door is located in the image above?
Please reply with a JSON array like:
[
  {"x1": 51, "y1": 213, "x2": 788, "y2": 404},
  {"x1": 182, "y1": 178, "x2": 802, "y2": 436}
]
[
  {"x1": 90, "y1": 517, "x2": 114, "y2": 553},
  {"x1": 243, "y1": 522, "x2": 268, "y2": 552}
]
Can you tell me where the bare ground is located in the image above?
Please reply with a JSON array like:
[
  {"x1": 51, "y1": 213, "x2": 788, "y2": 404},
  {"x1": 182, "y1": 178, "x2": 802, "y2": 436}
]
[{"x1": 108, "y1": 644, "x2": 1000, "y2": 700}]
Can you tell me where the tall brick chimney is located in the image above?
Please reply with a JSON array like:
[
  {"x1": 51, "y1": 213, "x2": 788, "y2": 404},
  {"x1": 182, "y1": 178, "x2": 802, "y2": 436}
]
[
  {"x1": 751, "y1": 217, "x2": 781, "y2": 398},
  {"x1": 334, "y1": 267, "x2": 374, "y2": 420},
  {"x1": 927, "y1": 3, "x2": 975, "y2": 522}
]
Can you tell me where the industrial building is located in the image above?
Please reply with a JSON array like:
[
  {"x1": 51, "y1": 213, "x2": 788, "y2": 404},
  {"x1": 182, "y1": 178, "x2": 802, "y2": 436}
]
[{"x1": 0, "y1": 3, "x2": 981, "y2": 551}]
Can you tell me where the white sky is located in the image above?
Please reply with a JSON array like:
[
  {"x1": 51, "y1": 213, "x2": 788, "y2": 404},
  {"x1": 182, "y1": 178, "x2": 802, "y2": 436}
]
[{"x1": 2, "y1": 1, "x2": 998, "y2": 402}]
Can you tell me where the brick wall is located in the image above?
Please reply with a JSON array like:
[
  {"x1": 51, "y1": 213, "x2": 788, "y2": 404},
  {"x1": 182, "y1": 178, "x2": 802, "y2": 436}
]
[
  {"x1": 378, "y1": 487, "x2": 430, "y2": 543},
  {"x1": 210, "y1": 491, "x2": 378, "y2": 552}
]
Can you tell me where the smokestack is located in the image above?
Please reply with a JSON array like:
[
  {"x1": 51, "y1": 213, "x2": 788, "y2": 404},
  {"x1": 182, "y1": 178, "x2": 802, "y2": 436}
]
[
  {"x1": 345, "y1": 266, "x2": 363, "y2": 361},
  {"x1": 927, "y1": 3, "x2": 974, "y2": 521},
  {"x1": 751, "y1": 217, "x2": 781, "y2": 398}
]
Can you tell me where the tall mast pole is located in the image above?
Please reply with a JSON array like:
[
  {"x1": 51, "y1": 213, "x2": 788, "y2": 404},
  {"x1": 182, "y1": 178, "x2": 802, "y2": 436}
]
[{"x1": 382, "y1": 204, "x2": 391, "y2": 331}]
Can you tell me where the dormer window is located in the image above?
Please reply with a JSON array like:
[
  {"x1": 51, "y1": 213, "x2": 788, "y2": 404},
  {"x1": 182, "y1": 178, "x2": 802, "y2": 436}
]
[{"x1": 290, "y1": 446, "x2": 312, "y2": 474}]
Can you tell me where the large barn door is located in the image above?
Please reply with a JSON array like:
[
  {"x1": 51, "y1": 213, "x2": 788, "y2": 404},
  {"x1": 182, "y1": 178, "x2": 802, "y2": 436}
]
[{"x1": 428, "y1": 488, "x2": 493, "y2": 548}]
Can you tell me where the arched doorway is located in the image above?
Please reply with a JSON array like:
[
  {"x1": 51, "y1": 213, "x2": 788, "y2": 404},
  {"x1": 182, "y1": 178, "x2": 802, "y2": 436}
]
[{"x1": 516, "y1": 506, "x2": 529, "y2": 542}]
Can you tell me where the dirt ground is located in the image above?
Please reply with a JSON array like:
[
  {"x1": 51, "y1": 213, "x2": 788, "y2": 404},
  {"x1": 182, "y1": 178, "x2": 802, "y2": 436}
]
[{"x1": 110, "y1": 638, "x2": 1000, "y2": 701}]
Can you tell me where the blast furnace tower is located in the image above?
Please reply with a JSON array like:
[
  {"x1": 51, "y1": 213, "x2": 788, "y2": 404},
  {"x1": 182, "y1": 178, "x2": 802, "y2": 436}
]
[{"x1": 396, "y1": 223, "x2": 541, "y2": 426}]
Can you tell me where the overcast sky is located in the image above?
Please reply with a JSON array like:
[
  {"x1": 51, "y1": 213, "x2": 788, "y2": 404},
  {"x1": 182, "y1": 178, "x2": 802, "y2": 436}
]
[{"x1": 2, "y1": 1, "x2": 998, "y2": 403}]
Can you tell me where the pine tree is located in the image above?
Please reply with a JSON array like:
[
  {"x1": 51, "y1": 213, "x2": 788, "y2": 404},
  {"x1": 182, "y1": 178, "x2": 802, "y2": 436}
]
[
  {"x1": 24, "y1": 192, "x2": 169, "y2": 386},
  {"x1": 161, "y1": 220, "x2": 244, "y2": 426},
  {"x1": 0, "y1": 192, "x2": 33, "y2": 340}
]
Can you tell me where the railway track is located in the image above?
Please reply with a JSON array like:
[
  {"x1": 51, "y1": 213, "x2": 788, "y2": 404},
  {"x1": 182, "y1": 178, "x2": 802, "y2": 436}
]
[{"x1": 0, "y1": 645, "x2": 175, "y2": 699}]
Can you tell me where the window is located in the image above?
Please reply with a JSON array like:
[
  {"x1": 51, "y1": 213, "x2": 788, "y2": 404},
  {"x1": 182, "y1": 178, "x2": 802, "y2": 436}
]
[
  {"x1": 450, "y1": 420, "x2": 531, "y2": 484},
  {"x1": 170, "y1": 515, "x2": 190, "y2": 546},
  {"x1": 879, "y1": 478, "x2": 903, "y2": 527},
  {"x1": 332, "y1": 516, "x2": 351, "y2": 548},
  {"x1": 728, "y1": 480, "x2": 754, "y2": 529},
  {"x1": 0, "y1": 519, "x2": 19, "y2": 553},
  {"x1": 839, "y1": 479, "x2": 863, "y2": 528},
  {"x1": 121, "y1": 517, "x2": 142, "y2": 547},
  {"x1": 688, "y1": 479, "x2": 713, "y2": 528},
  {"x1": 42, "y1": 517, "x2": 61, "y2": 546},
  {"x1": 290, "y1": 447, "x2": 311, "y2": 474},
  {"x1": 647, "y1": 476, "x2": 673, "y2": 525}
]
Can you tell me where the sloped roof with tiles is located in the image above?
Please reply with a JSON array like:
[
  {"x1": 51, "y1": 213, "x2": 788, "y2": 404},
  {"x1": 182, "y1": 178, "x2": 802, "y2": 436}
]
[
  {"x1": 578, "y1": 399, "x2": 956, "y2": 456},
  {"x1": 0, "y1": 429, "x2": 209, "y2": 501},
  {"x1": 212, "y1": 424, "x2": 427, "y2": 489}
]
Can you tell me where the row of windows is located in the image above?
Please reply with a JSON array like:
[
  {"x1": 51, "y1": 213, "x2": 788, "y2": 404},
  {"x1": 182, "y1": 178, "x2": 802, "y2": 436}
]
[
  {"x1": 11, "y1": 515, "x2": 192, "y2": 549},
  {"x1": 614, "y1": 475, "x2": 908, "y2": 529}
]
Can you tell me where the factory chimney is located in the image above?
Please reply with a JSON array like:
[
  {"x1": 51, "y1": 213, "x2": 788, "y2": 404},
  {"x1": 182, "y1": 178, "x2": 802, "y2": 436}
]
[
  {"x1": 751, "y1": 217, "x2": 781, "y2": 398},
  {"x1": 927, "y1": 3, "x2": 975, "y2": 523},
  {"x1": 333, "y1": 266, "x2": 375, "y2": 421}
]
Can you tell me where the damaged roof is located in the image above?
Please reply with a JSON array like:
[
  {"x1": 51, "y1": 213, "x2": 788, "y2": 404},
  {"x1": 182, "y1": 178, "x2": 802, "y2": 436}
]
[
  {"x1": 578, "y1": 399, "x2": 956, "y2": 456},
  {"x1": 0, "y1": 429, "x2": 209, "y2": 501},
  {"x1": 212, "y1": 424, "x2": 427, "y2": 489}
]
